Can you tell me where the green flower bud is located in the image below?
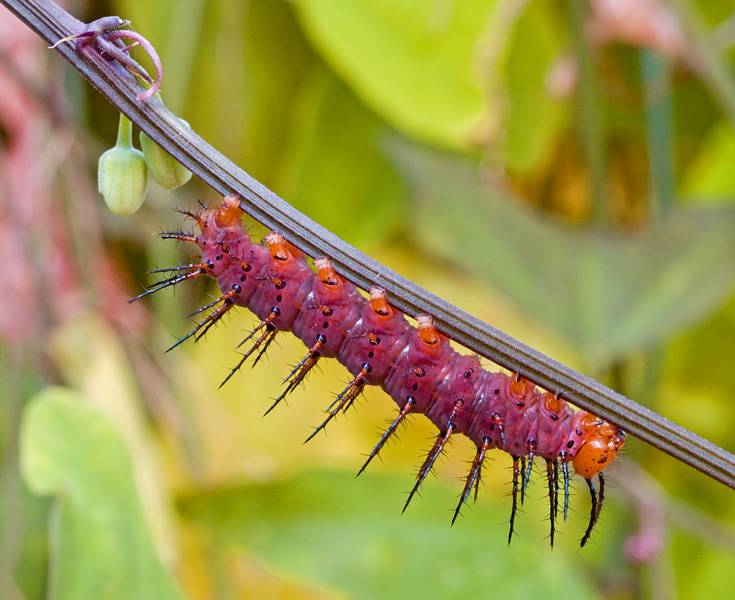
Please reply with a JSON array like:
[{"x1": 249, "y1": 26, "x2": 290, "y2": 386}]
[
  {"x1": 140, "y1": 118, "x2": 192, "y2": 190},
  {"x1": 98, "y1": 113, "x2": 148, "y2": 216}
]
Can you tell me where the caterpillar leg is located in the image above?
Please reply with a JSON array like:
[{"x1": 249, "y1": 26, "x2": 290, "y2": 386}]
[
  {"x1": 304, "y1": 367, "x2": 368, "y2": 444},
  {"x1": 356, "y1": 397, "x2": 415, "y2": 477},
  {"x1": 509, "y1": 456, "x2": 521, "y2": 545},
  {"x1": 166, "y1": 296, "x2": 235, "y2": 353},
  {"x1": 580, "y1": 473, "x2": 606, "y2": 547},
  {"x1": 402, "y1": 426, "x2": 454, "y2": 514},
  {"x1": 264, "y1": 335, "x2": 325, "y2": 416},
  {"x1": 219, "y1": 310, "x2": 280, "y2": 388},
  {"x1": 129, "y1": 268, "x2": 203, "y2": 303},
  {"x1": 451, "y1": 436, "x2": 490, "y2": 525},
  {"x1": 546, "y1": 459, "x2": 556, "y2": 548}
]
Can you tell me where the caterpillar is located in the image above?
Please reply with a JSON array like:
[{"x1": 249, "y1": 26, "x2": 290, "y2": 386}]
[{"x1": 133, "y1": 195, "x2": 625, "y2": 547}]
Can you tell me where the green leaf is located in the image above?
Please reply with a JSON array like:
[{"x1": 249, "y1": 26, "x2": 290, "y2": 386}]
[
  {"x1": 49, "y1": 315, "x2": 178, "y2": 562},
  {"x1": 501, "y1": 0, "x2": 565, "y2": 171},
  {"x1": 294, "y1": 0, "x2": 499, "y2": 150},
  {"x1": 658, "y1": 300, "x2": 735, "y2": 447},
  {"x1": 392, "y1": 144, "x2": 735, "y2": 363},
  {"x1": 179, "y1": 469, "x2": 599, "y2": 600},
  {"x1": 680, "y1": 121, "x2": 735, "y2": 202},
  {"x1": 11, "y1": 489, "x2": 51, "y2": 600},
  {"x1": 237, "y1": 0, "x2": 318, "y2": 185},
  {"x1": 277, "y1": 68, "x2": 407, "y2": 245},
  {"x1": 20, "y1": 388, "x2": 183, "y2": 600}
]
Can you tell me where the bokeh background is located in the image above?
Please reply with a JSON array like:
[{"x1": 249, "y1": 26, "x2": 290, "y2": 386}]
[{"x1": 2, "y1": 0, "x2": 735, "y2": 598}]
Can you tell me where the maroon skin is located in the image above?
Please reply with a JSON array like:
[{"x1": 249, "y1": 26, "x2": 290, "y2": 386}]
[
  {"x1": 196, "y1": 199, "x2": 267, "y2": 306},
  {"x1": 383, "y1": 319, "x2": 454, "y2": 414},
  {"x1": 246, "y1": 234, "x2": 313, "y2": 329},
  {"x1": 337, "y1": 289, "x2": 411, "y2": 384},
  {"x1": 216, "y1": 239, "x2": 269, "y2": 308},
  {"x1": 466, "y1": 371, "x2": 509, "y2": 449},
  {"x1": 424, "y1": 353, "x2": 482, "y2": 434},
  {"x1": 186, "y1": 198, "x2": 623, "y2": 477},
  {"x1": 535, "y1": 393, "x2": 575, "y2": 459},
  {"x1": 291, "y1": 259, "x2": 363, "y2": 357},
  {"x1": 497, "y1": 376, "x2": 540, "y2": 457}
]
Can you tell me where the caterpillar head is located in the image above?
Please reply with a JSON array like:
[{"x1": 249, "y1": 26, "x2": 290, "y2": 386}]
[{"x1": 573, "y1": 417, "x2": 626, "y2": 478}]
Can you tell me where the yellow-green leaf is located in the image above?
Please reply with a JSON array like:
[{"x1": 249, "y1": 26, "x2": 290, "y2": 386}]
[
  {"x1": 294, "y1": 0, "x2": 499, "y2": 149},
  {"x1": 180, "y1": 470, "x2": 600, "y2": 600},
  {"x1": 20, "y1": 388, "x2": 183, "y2": 600}
]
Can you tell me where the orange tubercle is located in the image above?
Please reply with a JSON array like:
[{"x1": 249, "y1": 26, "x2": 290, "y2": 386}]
[
  {"x1": 416, "y1": 315, "x2": 440, "y2": 345},
  {"x1": 315, "y1": 257, "x2": 341, "y2": 286},
  {"x1": 542, "y1": 391, "x2": 566, "y2": 415},
  {"x1": 369, "y1": 288, "x2": 392, "y2": 318},
  {"x1": 509, "y1": 375, "x2": 534, "y2": 400},
  {"x1": 264, "y1": 232, "x2": 291, "y2": 261},
  {"x1": 214, "y1": 195, "x2": 243, "y2": 228}
]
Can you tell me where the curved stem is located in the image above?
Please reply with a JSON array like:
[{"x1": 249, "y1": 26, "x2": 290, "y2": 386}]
[
  {"x1": 3, "y1": 0, "x2": 735, "y2": 490},
  {"x1": 104, "y1": 29, "x2": 162, "y2": 100}
]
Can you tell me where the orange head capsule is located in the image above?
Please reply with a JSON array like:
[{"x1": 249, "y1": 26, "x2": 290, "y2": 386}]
[
  {"x1": 573, "y1": 421, "x2": 626, "y2": 479},
  {"x1": 214, "y1": 195, "x2": 243, "y2": 228},
  {"x1": 369, "y1": 288, "x2": 393, "y2": 319}
]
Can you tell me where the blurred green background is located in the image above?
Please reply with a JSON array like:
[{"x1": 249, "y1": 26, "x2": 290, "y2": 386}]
[{"x1": 2, "y1": 0, "x2": 735, "y2": 598}]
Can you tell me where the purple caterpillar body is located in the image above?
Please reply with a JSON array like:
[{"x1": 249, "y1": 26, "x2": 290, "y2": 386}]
[{"x1": 139, "y1": 196, "x2": 625, "y2": 547}]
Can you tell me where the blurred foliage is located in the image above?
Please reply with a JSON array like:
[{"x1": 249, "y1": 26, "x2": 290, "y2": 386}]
[
  {"x1": 179, "y1": 470, "x2": 599, "y2": 599},
  {"x1": 394, "y1": 143, "x2": 735, "y2": 362},
  {"x1": 2, "y1": 0, "x2": 735, "y2": 599},
  {"x1": 277, "y1": 68, "x2": 408, "y2": 245},
  {"x1": 294, "y1": 0, "x2": 498, "y2": 150},
  {"x1": 20, "y1": 388, "x2": 182, "y2": 599},
  {"x1": 681, "y1": 121, "x2": 735, "y2": 199}
]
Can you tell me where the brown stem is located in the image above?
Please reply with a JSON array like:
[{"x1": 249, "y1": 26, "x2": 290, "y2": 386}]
[{"x1": 3, "y1": 0, "x2": 735, "y2": 489}]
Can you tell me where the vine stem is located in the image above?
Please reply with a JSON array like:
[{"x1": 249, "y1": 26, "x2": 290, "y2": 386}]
[{"x1": 3, "y1": 0, "x2": 735, "y2": 489}]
